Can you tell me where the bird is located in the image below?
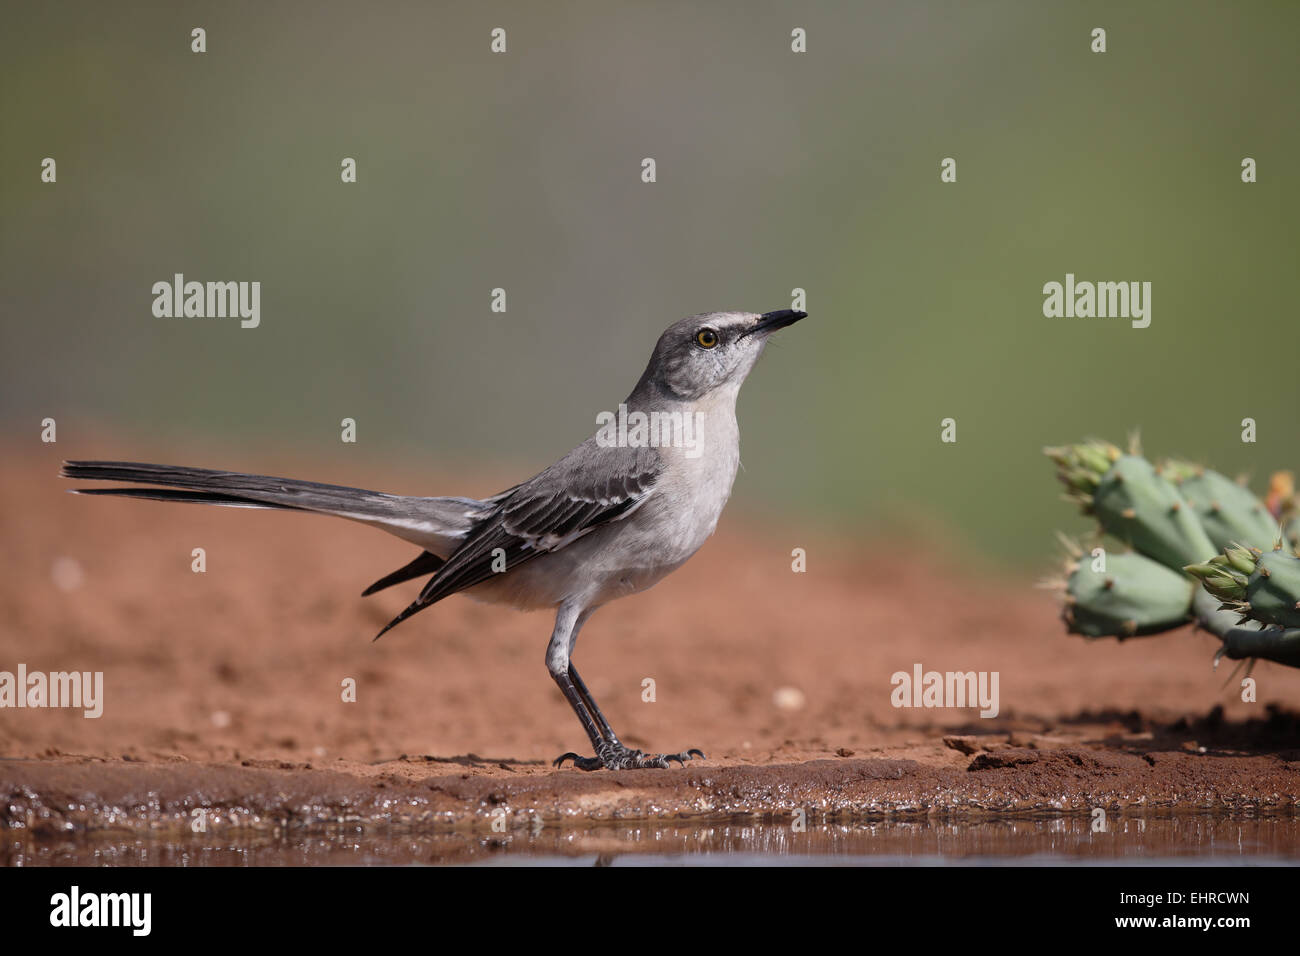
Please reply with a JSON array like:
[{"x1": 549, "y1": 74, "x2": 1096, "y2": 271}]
[{"x1": 61, "y1": 308, "x2": 808, "y2": 770}]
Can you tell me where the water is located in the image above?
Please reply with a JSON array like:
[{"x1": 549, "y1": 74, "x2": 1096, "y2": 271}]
[{"x1": 5, "y1": 810, "x2": 1297, "y2": 866}]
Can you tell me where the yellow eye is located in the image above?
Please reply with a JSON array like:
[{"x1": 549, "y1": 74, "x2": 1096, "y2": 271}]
[{"x1": 696, "y1": 329, "x2": 718, "y2": 348}]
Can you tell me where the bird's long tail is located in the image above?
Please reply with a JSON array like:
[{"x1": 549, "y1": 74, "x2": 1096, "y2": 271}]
[{"x1": 60, "y1": 460, "x2": 486, "y2": 561}]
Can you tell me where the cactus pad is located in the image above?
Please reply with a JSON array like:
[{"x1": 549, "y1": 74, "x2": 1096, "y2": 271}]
[
  {"x1": 1063, "y1": 551, "x2": 1194, "y2": 639},
  {"x1": 1162, "y1": 461, "x2": 1280, "y2": 552}
]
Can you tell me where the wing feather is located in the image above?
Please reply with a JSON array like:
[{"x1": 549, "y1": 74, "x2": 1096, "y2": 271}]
[{"x1": 373, "y1": 442, "x2": 661, "y2": 639}]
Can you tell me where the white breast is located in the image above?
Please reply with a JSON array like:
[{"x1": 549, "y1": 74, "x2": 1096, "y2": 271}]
[{"x1": 468, "y1": 388, "x2": 744, "y2": 612}]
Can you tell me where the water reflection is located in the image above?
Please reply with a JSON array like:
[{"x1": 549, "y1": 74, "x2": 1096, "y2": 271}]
[{"x1": 4, "y1": 810, "x2": 1298, "y2": 866}]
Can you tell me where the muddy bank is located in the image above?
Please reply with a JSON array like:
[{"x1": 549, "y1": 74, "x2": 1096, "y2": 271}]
[
  {"x1": 5, "y1": 741, "x2": 1298, "y2": 839},
  {"x1": 3, "y1": 445, "x2": 1300, "y2": 858}
]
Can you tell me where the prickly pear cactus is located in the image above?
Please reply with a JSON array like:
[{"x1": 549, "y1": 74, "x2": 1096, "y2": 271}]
[
  {"x1": 1044, "y1": 440, "x2": 1122, "y2": 511},
  {"x1": 1161, "y1": 461, "x2": 1280, "y2": 553},
  {"x1": 1187, "y1": 545, "x2": 1300, "y2": 629},
  {"x1": 1046, "y1": 443, "x2": 1218, "y2": 570},
  {"x1": 1062, "y1": 551, "x2": 1194, "y2": 638},
  {"x1": 1278, "y1": 484, "x2": 1299, "y2": 555},
  {"x1": 1219, "y1": 626, "x2": 1300, "y2": 668},
  {"x1": 1047, "y1": 439, "x2": 1300, "y2": 670},
  {"x1": 1092, "y1": 456, "x2": 1217, "y2": 571}
]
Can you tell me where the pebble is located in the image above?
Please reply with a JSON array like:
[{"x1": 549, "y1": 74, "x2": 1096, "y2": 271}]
[{"x1": 772, "y1": 687, "x2": 806, "y2": 711}]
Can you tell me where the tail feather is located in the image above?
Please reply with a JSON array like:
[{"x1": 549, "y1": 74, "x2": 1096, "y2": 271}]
[
  {"x1": 361, "y1": 550, "x2": 444, "y2": 596},
  {"x1": 72, "y1": 487, "x2": 301, "y2": 509},
  {"x1": 373, "y1": 597, "x2": 426, "y2": 642},
  {"x1": 63, "y1": 460, "x2": 396, "y2": 509},
  {"x1": 61, "y1": 459, "x2": 488, "y2": 553}
]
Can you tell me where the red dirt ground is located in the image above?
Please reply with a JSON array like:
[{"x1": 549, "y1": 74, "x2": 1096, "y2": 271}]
[{"x1": 3, "y1": 443, "x2": 1299, "y2": 842}]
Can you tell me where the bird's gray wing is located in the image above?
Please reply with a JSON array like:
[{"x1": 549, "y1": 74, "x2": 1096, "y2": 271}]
[{"x1": 374, "y1": 441, "x2": 662, "y2": 638}]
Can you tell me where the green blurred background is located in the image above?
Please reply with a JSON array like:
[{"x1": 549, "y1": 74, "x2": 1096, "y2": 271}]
[{"x1": 3, "y1": 1, "x2": 1297, "y2": 571}]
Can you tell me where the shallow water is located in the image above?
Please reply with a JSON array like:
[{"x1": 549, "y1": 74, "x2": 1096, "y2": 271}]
[{"x1": 5, "y1": 810, "x2": 1298, "y2": 866}]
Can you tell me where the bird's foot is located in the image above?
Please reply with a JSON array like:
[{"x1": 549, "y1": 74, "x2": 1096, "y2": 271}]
[{"x1": 553, "y1": 742, "x2": 705, "y2": 771}]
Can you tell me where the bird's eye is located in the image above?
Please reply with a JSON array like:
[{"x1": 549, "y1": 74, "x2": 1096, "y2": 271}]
[{"x1": 695, "y1": 329, "x2": 719, "y2": 349}]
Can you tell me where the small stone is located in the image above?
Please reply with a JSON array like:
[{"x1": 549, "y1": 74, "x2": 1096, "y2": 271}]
[
  {"x1": 772, "y1": 687, "x2": 806, "y2": 711},
  {"x1": 51, "y1": 557, "x2": 84, "y2": 592}
]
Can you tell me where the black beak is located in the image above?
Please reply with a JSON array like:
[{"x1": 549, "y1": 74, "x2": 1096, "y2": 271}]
[{"x1": 743, "y1": 309, "x2": 808, "y2": 338}]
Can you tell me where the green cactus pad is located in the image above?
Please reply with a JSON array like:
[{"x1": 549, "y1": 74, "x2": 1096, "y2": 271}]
[
  {"x1": 1092, "y1": 456, "x2": 1217, "y2": 571},
  {"x1": 1165, "y1": 463, "x2": 1280, "y2": 552},
  {"x1": 1243, "y1": 549, "x2": 1300, "y2": 629},
  {"x1": 1219, "y1": 625, "x2": 1300, "y2": 668},
  {"x1": 1191, "y1": 585, "x2": 1248, "y2": 638},
  {"x1": 1064, "y1": 551, "x2": 1194, "y2": 639}
]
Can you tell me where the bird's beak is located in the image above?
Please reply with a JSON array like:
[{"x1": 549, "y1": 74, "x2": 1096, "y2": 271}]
[{"x1": 743, "y1": 309, "x2": 808, "y2": 338}]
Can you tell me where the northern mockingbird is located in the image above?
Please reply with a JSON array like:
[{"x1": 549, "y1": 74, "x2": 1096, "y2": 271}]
[{"x1": 62, "y1": 308, "x2": 807, "y2": 770}]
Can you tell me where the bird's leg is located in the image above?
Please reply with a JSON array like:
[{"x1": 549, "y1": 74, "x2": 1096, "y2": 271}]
[
  {"x1": 544, "y1": 606, "x2": 607, "y2": 769},
  {"x1": 567, "y1": 664, "x2": 620, "y2": 745},
  {"x1": 562, "y1": 663, "x2": 706, "y2": 770},
  {"x1": 546, "y1": 606, "x2": 705, "y2": 771},
  {"x1": 549, "y1": 668, "x2": 607, "y2": 766}
]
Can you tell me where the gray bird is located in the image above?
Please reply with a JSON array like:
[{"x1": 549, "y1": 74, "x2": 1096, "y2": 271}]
[{"x1": 61, "y1": 308, "x2": 807, "y2": 770}]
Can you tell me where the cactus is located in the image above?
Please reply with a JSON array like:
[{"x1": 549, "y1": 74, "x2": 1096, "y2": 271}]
[
  {"x1": 1270, "y1": 472, "x2": 1299, "y2": 554},
  {"x1": 1048, "y1": 443, "x2": 1217, "y2": 570},
  {"x1": 1161, "y1": 460, "x2": 1280, "y2": 552},
  {"x1": 1061, "y1": 551, "x2": 1194, "y2": 639},
  {"x1": 1219, "y1": 626, "x2": 1300, "y2": 668},
  {"x1": 1044, "y1": 439, "x2": 1123, "y2": 509},
  {"x1": 1265, "y1": 470, "x2": 1293, "y2": 512},
  {"x1": 1187, "y1": 544, "x2": 1300, "y2": 630},
  {"x1": 1046, "y1": 438, "x2": 1300, "y2": 671},
  {"x1": 1093, "y1": 456, "x2": 1218, "y2": 570}
]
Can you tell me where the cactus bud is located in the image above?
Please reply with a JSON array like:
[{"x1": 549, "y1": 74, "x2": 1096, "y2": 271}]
[{"x1": 1188, "y1": 546, "x2": 1300, "y2": 629}]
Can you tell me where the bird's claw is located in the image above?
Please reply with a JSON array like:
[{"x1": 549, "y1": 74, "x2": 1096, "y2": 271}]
[
  {"x1": 552, "y1": 752, "x2": 604, "y2": 771},
  {"x1": 553, "y1": 744, "x2": 705, "y2": 771}
]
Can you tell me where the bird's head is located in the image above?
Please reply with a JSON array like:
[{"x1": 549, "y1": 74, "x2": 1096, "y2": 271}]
[{"x1": 636, "y1": 309, "x2": 807, "y2": 401}]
